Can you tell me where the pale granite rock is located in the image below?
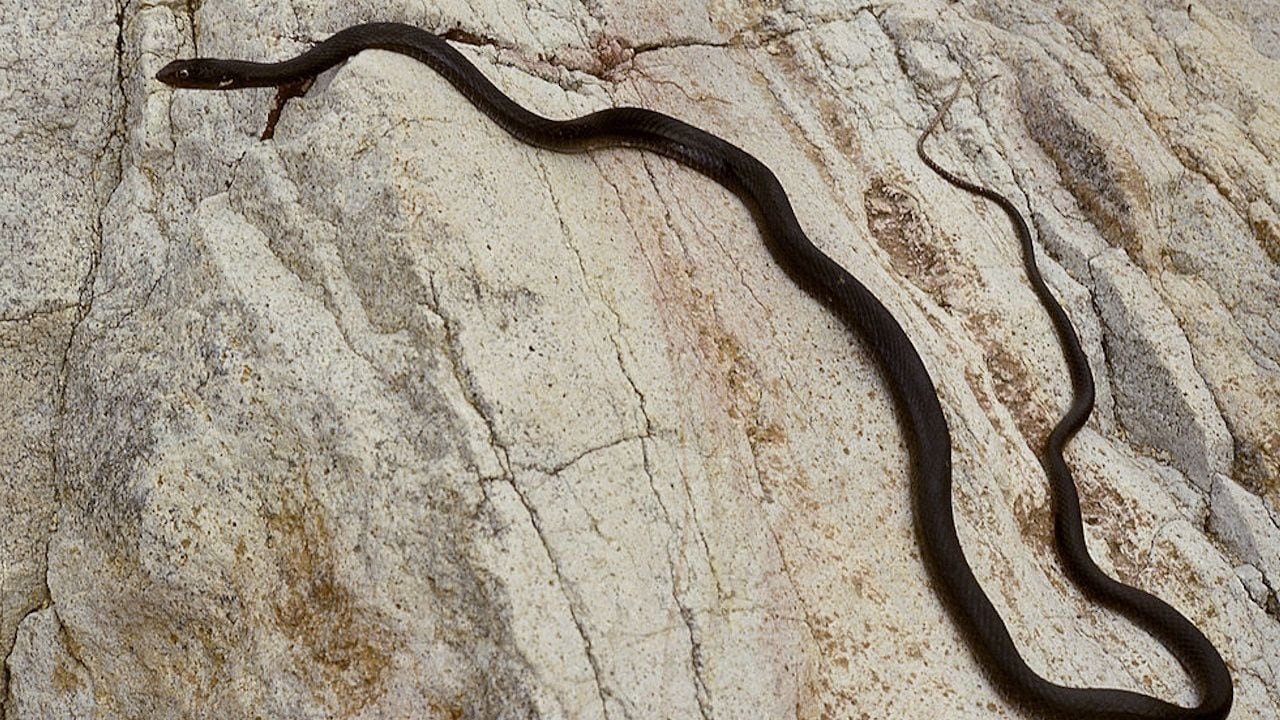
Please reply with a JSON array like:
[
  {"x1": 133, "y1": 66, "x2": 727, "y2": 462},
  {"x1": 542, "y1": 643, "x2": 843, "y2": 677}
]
[
  {"x1": 5, "y1": 610, "x2": 95, "y2": 720},
  {"x1": 3, "y1": 0, "x2": 1279, "y2": 718},
  {"x1": 1089, "y1": 248, "x2": 1233, "y2": 491},
  {"x1": 1211, "y1": 475, "x2": 1280, "y2": 613},
  {"x1": 0, "y1": 0, "x2": 120, "y2": 712}
]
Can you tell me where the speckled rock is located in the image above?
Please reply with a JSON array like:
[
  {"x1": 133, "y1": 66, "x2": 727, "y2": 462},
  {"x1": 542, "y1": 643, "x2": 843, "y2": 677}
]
[
  {"x1": 1089, "y1": 248, "x2": 1232, "y2": 491},
  {"x1": 0, "y1": 0, "x2": 119, "y2": 712},
  {"x1": 1211, "y1": 475, "x2": 1280, "y2": 614},
  {"x1": 3, "y1": 0, "x2": 1278, "y2": 718}
]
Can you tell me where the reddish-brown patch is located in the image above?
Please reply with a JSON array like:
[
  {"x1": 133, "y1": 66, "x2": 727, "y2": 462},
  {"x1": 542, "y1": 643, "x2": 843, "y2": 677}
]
[
  {"x1": 863, "y1": 176, "x2": 964, "y2": 299},
  {"x1": 266, "y1": 474, "x2": 398, "y2": 717}
]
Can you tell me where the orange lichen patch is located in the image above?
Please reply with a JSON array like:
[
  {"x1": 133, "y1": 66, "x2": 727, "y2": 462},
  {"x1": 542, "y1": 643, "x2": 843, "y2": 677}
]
[
  {"x1": 956, "y1": 307, "x2": 1054, "y2": 448},
  {"x1": 755, "y1": 32, "x2": 861, "y2": 160},
  {"x1": 805, "y1": 82, "x2": 861, "y2": 158},
  {"x1": 983, "y1": 342, "x2": 1052, "y2": 446},
  {"x1": 1074, "y1": 478, "x2": 1146, "y2": 584},
  {"x1": 795, "y1": 612, "x2": 906, "y2": 713},
  {"x1": 705, "y1": 323, "x2": 772, "y2": 438},
  {"x1": 1248, "y1": 203, "x2": 1280, "y2": 265},
  {"x1": 1011, "y1": 493, "x2": 1055, "y2": 558},
  {"x1": 266, "y1": 477, "x2": 397, "y2": 717},
  {"x1": 1222, "y1": 395, "x2": 1280, "y2": 496},
  {"x1": 713, "y1": 332, "x2": 756, "y2": 402},
  {"x1": 963, "y1": 364, "x2": 995, "y2": 416},
  {"x1": 1234, "y1": 428, "x2": 1279, "y2": 496},
  {"x1": 52, "y1": 660, "x2": 82, "y2": 693},
  {"x1": 747, "y1": 420, "x2": 788, "y2": 446},
  {"x1": 698, "y1": 320, "x2": 799, "y2": 504},
  {"x1": 794, "y1": 644, "x2": 826, "y2": 720},
  {"x1": 745, "y1": 38, "x2": 864, "y2": 240},
  {"x1": 426, "y1": 700, "x2": 469, "y2": 719},
  {"x1": 708, "y1": 328, "x2": 793, "y2": 452},
  {"x1": 862, "y1": 176, "x2": 957, "y2": 297}
]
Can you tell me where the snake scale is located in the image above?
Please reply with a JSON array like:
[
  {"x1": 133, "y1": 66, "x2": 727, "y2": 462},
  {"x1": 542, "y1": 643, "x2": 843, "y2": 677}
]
[{"x1": 158, "y1": 21, "x2": 1233, "y2": 719}]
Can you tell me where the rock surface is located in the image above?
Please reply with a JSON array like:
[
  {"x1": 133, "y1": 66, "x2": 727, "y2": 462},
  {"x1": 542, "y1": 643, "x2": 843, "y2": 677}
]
[{"x1": 3, "y1": 0, "x2": 1279, "y2": 718}]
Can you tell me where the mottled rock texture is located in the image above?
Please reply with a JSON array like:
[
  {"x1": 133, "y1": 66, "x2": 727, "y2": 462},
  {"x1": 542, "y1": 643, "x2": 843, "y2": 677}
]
[{"x1": 2, "y1": 0, "x2": 1278, "y2": 718}]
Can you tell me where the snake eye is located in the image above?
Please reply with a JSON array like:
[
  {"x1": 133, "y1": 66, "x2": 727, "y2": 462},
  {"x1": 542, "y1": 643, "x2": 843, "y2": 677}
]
[{"x1": 177, "y1": 68, "x2": 190, "y2": 79}]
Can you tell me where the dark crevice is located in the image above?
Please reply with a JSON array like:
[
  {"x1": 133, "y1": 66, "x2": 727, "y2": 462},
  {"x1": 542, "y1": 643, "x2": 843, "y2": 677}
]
[
  {"x1": 0, "y1": 305, "x2": 81, "y2": 324},
  {"x1": 443, "y1": 26, "x2": 503, "y2": 50},
  {"x1": 422, "y1": 277, "x2": 508, "y2": 479},
  {"x1": 425, "y1": 270, "x2": 617, "y2": 711},
  {"x1": 184, "y1": 0, "x2": 202, "y2": 54},
  {"x1": 581, "y1": 150, "x2": 723, "y2": 714},
  {"x1": 504, "y1": 476, "x2": 616, "y2": 718},
  {"x1": 6, "y1": 0, "x2": 130, "y2": 712}
]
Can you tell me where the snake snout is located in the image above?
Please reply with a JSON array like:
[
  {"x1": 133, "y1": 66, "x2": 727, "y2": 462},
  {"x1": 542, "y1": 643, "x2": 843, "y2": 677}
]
[
  {"x1": 156, "y1": 59, "x2": 227, "y2": 89},
  {"x1": 155, "y1": 60, "x2": 188, "y2": 86}
]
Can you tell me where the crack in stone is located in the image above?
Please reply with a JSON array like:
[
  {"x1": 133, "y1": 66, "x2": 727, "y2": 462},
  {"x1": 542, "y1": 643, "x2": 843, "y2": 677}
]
[
  {"x1": 626, "y1": 65, "x2": 733, "y2": 108},
  {"x1": 56, "y1": 0, "x2": 129, "y2": 596},
  {"x1": 424, "y1": 264, "x2": 621, "y2": 714},
  {"x1": 423, "y1": 235, "x2": 625, "y2": 713},
  {"x1": 103, "y1": 252, "x2": 169, "y2": 332},
  {"x1": 573, "y1": 0, "x2": 604, "y2": 30},
  {"x1": 1080, "y1": 257, "x2": 1128, "y2": 439},
  {"x1": 628, "y1": 142, "x2": 826, "y2": 698},
  {"x1": 431, "y1": 13, "x2": 883, "y2": 89},
  {"x1": 1235, "y1": 562, "x2": 1279, "y2": 616},
  {"x1": 586, "y1": 160, "x2": 670, "y2": 302},
  {"x1": 579, "y1": 151, "x2": 722, "y2": 714},
  {"x1": 631, "y1": 155, "x2": 730, "y2": 601},
  {"x1": 164, "y1": 0, "x2": 202, "y2": 55},
  {"x1": 673, "y1": 593, "x2": 713, "y2": 720},
  {"x1": 669, "y1": 173, "x2": 774, "y2": 322},
  {"x1": 505, "y1": 475, "x2": 617, "y2": 719},
  {"x1": 423, "y1": 275, "x2": 510, "y2": 479},
  {"x1": 39, "y1": 0, "x2": 117, "y2": 634},
  {"x1": 750, "y1": 54, "x2": 842, "y2": 188},
  {"x1": 526, "y1": 152, "x2": 650, "y2": 449},
  {"x1": 529, "y1": 433, "x2": 647, "y2": 478},
  {"x1": 1134, "y1": 516, "x2": 1180, "y2": 581},
  {"x1": 48, "y1": 603, "x2": 92, "y2": 690},
  {"x1": 525, "y1": 150, "x2": 700, "y2": 718},
  {"x1": 563, "y1": 127, "x2": 772, "y2": 711},
  {"x1": 0, "y1": 305, "x2": 81, "y2": 324},
  {"x1": 12, "y1": 0, "x2": 133, "y2": 706},
  {"x1": 628, "y1": 38, "x2": 730, "y2": 57}
]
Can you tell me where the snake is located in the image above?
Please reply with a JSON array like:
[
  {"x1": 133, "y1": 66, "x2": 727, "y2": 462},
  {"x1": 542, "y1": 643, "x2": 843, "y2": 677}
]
[{"x1": 157, "y1": 21, "x2": 1233, "y2": 719}]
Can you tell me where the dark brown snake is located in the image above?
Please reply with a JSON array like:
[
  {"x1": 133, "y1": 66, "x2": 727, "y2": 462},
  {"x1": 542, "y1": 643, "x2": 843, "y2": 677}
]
[{"x1": 158, "y1": 21, "x2": 1232, "y2": 719}]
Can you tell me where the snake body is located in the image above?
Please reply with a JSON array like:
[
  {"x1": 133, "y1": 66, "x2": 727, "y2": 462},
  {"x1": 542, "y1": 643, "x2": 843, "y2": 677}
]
[
  {"x1": 916, "y1": 90, "x2": 1232, "y2": 719},
  {"x1": 158, "y1": 21, "x2": 1232, "y2": 719}
]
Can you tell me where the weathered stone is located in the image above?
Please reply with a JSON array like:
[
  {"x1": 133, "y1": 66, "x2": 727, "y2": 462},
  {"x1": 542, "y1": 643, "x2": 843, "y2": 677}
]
[
  {"x1": 1089, "y1": 248, "x2": 1233, "y2": 491},
  {"x1": 4, "y1": 0, "x2": 1278, "y2": 718},
  {"x1": 5, "y1": 610, "x2": 94, "y2": 720},
  {"x1": 0, "y1": 0, "x2": 121, "y2": 712},
  {"x1": 1212, "y1": 475, "x2": 1280, "y2": 611}
]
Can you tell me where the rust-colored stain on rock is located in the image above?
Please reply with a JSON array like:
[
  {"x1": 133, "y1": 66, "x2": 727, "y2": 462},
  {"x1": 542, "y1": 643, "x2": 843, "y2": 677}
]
[{"x1": 266, "y1": 476, "x2": 397, "y2": 717}]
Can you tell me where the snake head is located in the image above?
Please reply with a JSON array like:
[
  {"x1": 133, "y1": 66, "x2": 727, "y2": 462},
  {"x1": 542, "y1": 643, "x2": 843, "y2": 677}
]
[{"x1": 156, "y1": 60, "x2": 240, "y2": 89}]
